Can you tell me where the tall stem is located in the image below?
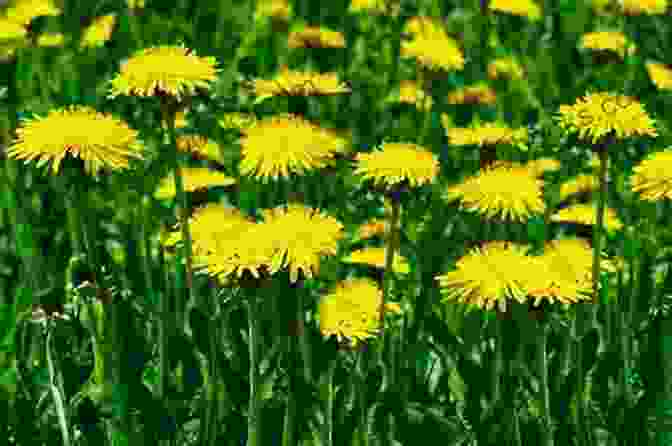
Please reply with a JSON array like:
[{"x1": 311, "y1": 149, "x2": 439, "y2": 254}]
[
  {"x1": 379, "y1": 196, "x2": 401, "y2": 326},
  {"x1": 538, "y1": 322, "x2": 554, "y2": 446},
  {"x1": 46, "y1": 324, "x2": 72, "y2": 446},
  {"x1": 593, "y1": 146, "x2": 609, "y2": 303},
  {"x1": 247, "y1": 292, "x2": 262, "y2": 446},
  {"x1": 323, "y1": 357, "x2": 336, "y2": 446}
]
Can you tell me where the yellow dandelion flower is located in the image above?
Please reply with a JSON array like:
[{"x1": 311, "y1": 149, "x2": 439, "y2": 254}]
[
  {"x1": 631, "y1": 149, "x2": 672, "y2": 201},
  {"x1": 524, "y1": 158, "x2": 561, "y2": 176},
  {"x1": 579, "y1": 31, "x2": 636, "y2": 59},
  {"x1": 174, "y1": 111, "x2": 188, "y2": 129},
  {"x1": 646, "y1": 62, "x2": 672, "y2": 91},
  {"x1": 176, "y1": 135, "x2": 225, "y2": 164},
  {"x1": 551, "y1": 204, "x2": 624, "y2": 232},
  {"x1": 619, "y1": 0, "x2": 667, "y2": 14},
  {"x1": 403, "y1": 16, "x2": 449, "y2": 40},
  {"x1": 0, "y1": 18, "x2": 27, "y2": 42},
  {"x1": 218, "y1": 112, "x2": 257, "y2": 131},
  {"x1": 255, "y1": 0, "x2": 292, "y2": 21},
  {"x1": 489, "y1": 0, "x2": 542, "y2": 20},
  {"x1": 80, "y1": 14, "x2": 116, "y2": 48},
  {"x1": 342, "y1": 247, "x2": 410, "y2": 274},
  {"x1": 37, "y1": 32, "x2": 64, "y2": 47},
  {"x1": 154, "y1": 168, "x2": 236, "y2": 200},
  {"x1": 109, "y1": 45, "x2": 218, "y2": 100},
  {"x1": 436, "y1": 241, "x2": 532, "y2": 312},
  {"x1": 487, "y1": 57, "x2": 525, "y2": 80},
  {"x1": 4, "y1": 0, "x2": 60, "y2": 26},
  {"x1": 559, "y1": 174, "x2": 598, "y2": 201},
  {"x1": 401, "y1": 34, "x2": 465, "y2": 72},
  {"x1": 445, "y1": 121, "x2": 528, "y2": 147},
  {"x1": 248, "y1": 66, "x2": 350, "y2": 103},
  {"x1": 354, "y1": 142, "x2": 439, "y2": 189},
  {"x1": 260, "y1": 203, "x2": 344, "y2": 283},
  {"x1": 447, "y1": 83, "x2": 497, "y2": 105},
  {"x1": 356, "y1": 218, "x2": 388, "y2": 240},
  {"x1": 238, "y1": 114, "x2": 348, "y2": 181},
  {"x1": 319, "y1": 278, "x2": 400, "y2": 347},
  {"x1": 7, "y1": 106, "x2": 142, "y2": 175},
  {"x1": 386, "y1": 80, "x2": 433, "y2": 110},
  {"x1": 556, "y1": 92, "x2": 657, "y2": 143},
  {"x1": 288, "y1": 25, "x2": 346, "y2": 49},
  {"x1": 349, "y1": 0, "x2": 399, "y2": 14},
  {"x1": 444, "y1": 164, "x2": 545, "y2": 221}
]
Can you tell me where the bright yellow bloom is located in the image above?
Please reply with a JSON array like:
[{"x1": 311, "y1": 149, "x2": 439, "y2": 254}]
[
  {"x1": 447, "y1": 83, "x2": 497, "y2": 105},
  {"x1": 386, "y1": 80, "x2": 433, "y2": 110},
  {"x1": 260, "y1": 203, "x2": 344, "y2": 283},
  {"x1": 620, "y1": 0, "x2": 667, "y2": 14},
  {"x1": 127, "y1": 0, "x2": 146, "y2": 8},
  {"x1": 551, "y1": 204, "x2": 624, "y2": 232},
  {"x1": 556, "y1": 92, "x2": 657, "y2": 143},
  {"x1": 579, "y1": 31, "x2": 636, "y2": 58},
  {"x1": 354, "y1": 142, "x2": 439, "y2": 188},
  {"x1": 631, "y1": 149, "x2": 672, "y2": 201},
  {"x1": 7, "y1": 106, "x2": 142, "y2": 175},
  {"x1": 403, "y1": 16, "x2": 449, "y2": 40},
  {"x1": 287, "y1": 25, "x2": 346, "y2": 49},
  {"x1": 218, "y1": 112, "x2": 258, "y2": 131},
  {"x1": 238, "y1": 114, "x2": 348, "y2": 181},
  {"x1": 248, "y1": 66, "x2": 350, "y2": 103},
  {"x1": 524, "y1": 158, "x2": 561, "y2": 176},
  {"x1": 80, "y1": 14, "x2": 116, "y2": 48},
  {"x1": 646, "y1": 62, "x2": 672, "y2": 91},
  {"x1": 489, "y1": 0, "x2": 542, "y2": 20},
  {"x1": 319, "y1": 278, "x2": 401, "y2": 347},
  {"x1": 0, "y1": 18, "x2": 27, "y2": 42},
  {"x1": 4, "y1": 0, "x2": 61, "y2": 26},
  {"x1": 436, "y1": 242, "x2": 532, "y2": 312},
  {"x1": 356, "y1": 218, "x2": 388, "y2": 240},
  {"x1": 37, "y1": 32, "x2": 64, "y2": 47},
  {"x1": 445, "y1": 121, "x2": 528, "y2": 147},
  {"x1": 176, "y1": 135, "x2": 225, "y2": 164},
  {"x1": 154, "y1": 168, "x2": 236, "y2": 200},
  {"x1": 444, "y1": 164, "x2": 545, "y2": 221},
  {"x1": 487, "y1": 57, "x2": 524, "y2": 80},
  {"x1": 559, "y1": 174, "x2": 598, "y2": 201},
  {"x1": 255, "y1": 0, "x2": 292, "y2": 21},
  {"x1": 342, "y1": 247, "x2": 410, "y2": 274},
  {"x1": 401, "y1": 33, "x2": 465, "y2": 72},
  {"x1": 349, "y1": 0, "x2": 399, "y2": 14},
  {"x1": 109, "y1": 46, "x2": 218, "y2": 100}
]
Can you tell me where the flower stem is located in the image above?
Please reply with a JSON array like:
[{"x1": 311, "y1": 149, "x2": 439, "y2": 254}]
[
  {"x1": 593, "y1": 146, "x2": 609, "y2": 303},
  {"x1": 379, "y1": 196, "x2": 401, "y2": 327},
  {"x1": 46, "y1": 323, "x2": 72, "y2": 446},
  {"x1": 247, "y1": 292, "x2": 262, "y2": 446},
  {"x1": 537, "y1": 321, "x2": 554, "y2": 446},
  {"x1": 323, "y1": 357, "x2": 336, "y2": 446}
]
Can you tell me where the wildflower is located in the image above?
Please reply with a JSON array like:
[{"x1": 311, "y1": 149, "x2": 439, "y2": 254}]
[
  {"x1": 0, "y1": 18, "x2": 27, "y2": 42},
  {"x1": 619, "y1": 0, "x2": 667, "y2": 15},
  {"x1": 436, "y1": 241, "x2": 532, "y2": 312},
  {"x1": 487, "y1": 57, "x2": 524, "y2": 80},
  {"x1": 109, "y1": 45, "x2": 218, "y2": 100},
  {"x1": 174, "y1": 111, "x2": 189, "y2": 128},
  {"x1": 354, "y1": 142, "x2": 439, "y2": 189},
  {"x1": 445, "y1": 121, "x2": 528, "y2": 147},
  {"x1": 176, "y1": 135, "x2": 225, "y2": 164},
  {"x1": 80, "y1": 14, "x2": 116, "y2": 48},
  {"x1": 403, "y1": 16, "x2": 449, "y2": 40},
  {"x1": 387, "y1": 80, "x2": 433, "y2": 110},
  {"x1": 401, "y1": 33, "x2": 465, "y2": 72},
  {"x1": 4, "y1": 0, "x2": 61, "y2": 26},
  {"x1": 154, "y1": 168, "x2": 236, "y2": 200},
  {"x1": 444, "y1": 163, "x2": 545, "y2": 221},
  {"x1": 247, "y1": 66, "x2": 350, "y2": 103},
  {"x1": 579, "y1": 31, "x2": 636, "y2": 59},
  {"x1": 489, "y1": 0, "x2": 542, "y2": 20},
  {"x1": 342, "y1": 247, "x2": 410, "y2": 274},
  {"x1": 356, "y1": 218, "x2": 388, "y2": 240},
  {"x1": 7, "y1": 106, "x2": 142, "y2": 175},
  {"x1": 238, "y1": 114, "x2": 348, "y2": 181},
  {"x1": 555, "y1": 92, "x2": 657, "y2": 144},
  {"x1": 287, "y1": 25, "x2": 346, "y2": 49},
  {"x1": 319, "y1": 278, "x2": 401, "y2": 347},
  {"x1": 646, "y1": 62, "x2": 672, "y2": 91},
  {"x1": 551, "y1": 203, "x2": 624, "y2": 232},
  {"x1": 447, "y1": 83, "x2": 497, "y2": 105},
  {"x1": 630, "y1": 149, "x2": 672, "y2": 201},
  {"x1": 524, "y1": 158, "x2": 561, "y2": 177},
  {"x1": 255, "y1": 0, "x2": 292, "y2": 21},
  {"x1": 559, "y1": 174, "x2": 598, "y2": 201},
  {"x1": 37, "y1": 32, "x2": 64, "y2": 47},
  {"x1": 260, "y1": 203, "x2": 344, "y2": 283}
]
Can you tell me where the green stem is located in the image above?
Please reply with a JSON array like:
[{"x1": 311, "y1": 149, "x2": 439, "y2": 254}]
[
  {"x1": 247, "y1": 292, "x2": 262, "y2": 446},
  {"x1": 491, "y1": 318, "x2": 503, "y2": 409},
  {"x1": 323, "y1": 358, "x2": 336, "y2": 446},
  {"x1": 593, "y1": 147, "x2": 609, "y2": 303},
  {"x1": 538, "y1": 321, "x2": 554, "y2": 446},
  {"x1": 296, "y1": 284, "x2": 312, "y2": 383},
  {"x1": 46, "y1": 324, "x2": 72, "y2": 446},
  {"x1": 379, "y1": 196, "x2": 401, "y2": 327}
]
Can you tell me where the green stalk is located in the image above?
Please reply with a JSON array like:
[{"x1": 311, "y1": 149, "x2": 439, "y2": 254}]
[
  {"x1": 247, "y1": 291, "x2": 262, "y2": 446},
  {"x1": 538, "y1": 321, "x2": 554, "y2": 446},
  {"x1": 46, "y1": 324, "x2": 72, "y2": 446},
  {"x1": 357, "y1": 349, "x2": 369, "y2": 446},
  {"x1": 323, "y1": 357, "x2": 336, "y2": 446},
  {"x1": 158, "y1": 247, "x2": 171, "y2": 446},
  {"x1": 491, "y1": 318, "x2": 503, "y2": 409},
  {"x1": 592, "y1": 146, "x2": 609, "y2": 303},
  {"x1": 379, "y1": 196, "x2": 401, "y2": 327},
  {"x1": 296, "y1": 283, "x2": 312, "y2": 383}
]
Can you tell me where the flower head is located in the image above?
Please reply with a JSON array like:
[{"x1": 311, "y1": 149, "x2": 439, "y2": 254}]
[
  {"x1": 7, "y1": 106, "x2": 142, "y2": 175},
  {"x1": 342, "y1": 247, "x2": 410, "y2": 274},
  {"x1": 248, "y1": 66, "x2": 350, "y2": 103},
  {"x1": 630, "y1": 149, "x2": 672, "y2": 201},
  {"x1": 559, "y1": 174, "x2": 598, "y2": 201},
  {"x1": 555, "y1": 92, "x2": 657, "y2": 143},
  {"x1": 445, "y1": 163, "x2": 545, "y2": 221},
  {"x1": 288, "y1": 25, "x2": 346, "y2": 49},
  {"x1": 349, "y1": 0, "x2": 399, "y2": 14},
  {"x1": 354, "y1": 142, "x2": 439, "y2": 189},
  {"x1": 238, "y1": 114, "x2": 348, "y2": 181},
  {"x1": 619, "y1": 0, "x2": 667, "y2": 15},
  {"x1": 386, "y1": 80, "x2": 433, "y2": 110},
  {"x1": 255, "y1": 0, "x2": 292, "y2": 21},
  {"x1": 579, "y1": 31, "x2": 636, "y2": 58},
  {"x1": 109, "y1": 45, "x2": 218, "y2": 100},
  {"x1": 447, "y1": 83, "x2": 497, "y2": 105},
  {"x1": 0, "y1": 18, "x2": 27, "y2": 43},
  {"x1": 176, "y1": 135, "x2": 225, "y2": 164},
  {"x1": 524, "y1": 158, "x2": 561, "y2": 176},
  {"x1": 551, "y1": 203, "x2": 624, "y2": 233},
  {"x1": 403, "y1": 16, "x2": 449, "y2": 40},
  {"x1": 445, "y1": 121, "x2": 528, "y2": 147},
  {"x1": 401, "y1": 33, "x2": 465, "y2": 72},
  {"x1": 4, "y1": 0, "x2": 61, "y2": 26},
  {"x1": 487, "y1": 57, "x2": 524, "y2": 80},
  {"x1": 646, "y1": 62, "x2": 672, "y2": 91},
  {"x1": 489, "y1": 0, "x2": 542, "y2": 20},
  {"x1": 80, "y1": 14, "x2": 116, "y2": 48},
  {"x1": 356, "y1": 218, "x2": 388, "y2": 241},
  {"x1": 154, "y1": 168, "x2": 236, "y2": 200}
]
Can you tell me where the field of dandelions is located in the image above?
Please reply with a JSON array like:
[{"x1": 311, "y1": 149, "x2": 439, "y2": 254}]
[{"x1": 4, "y1": 0, "x2": 672, "y2": 445}]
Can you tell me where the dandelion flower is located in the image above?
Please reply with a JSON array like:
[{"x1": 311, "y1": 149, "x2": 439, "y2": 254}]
[
  {"x1": 238, "y1": 114, "x2": 348, "y2": 181},
  {"x1": 342, "y1": 247, "x2": 410, "y2": 274},
  {"x1": 631, "y1": 149, "x2": 672, "y2": 201},
  {"x1": 7, "y1": 106, "x2": 142, "y2": 175},
  {"x1": 80, "y1": 14, "x2": 116, "y2": 48},
  {"x1": 247, "y1": 66, "x2": 350, "y2": 103},
  {"x1": 551, "y1": 203, "x2": 624, "y2": 232},
  {"x1": 288, "y1": 25, "x2": 346, "y2": 49},
  {"x1": 176, "y1": 135, "x2": 225, "y2": 164},
  {"x1": 37, "y1": 32, "x2": 64, "y2": 47},
  {"x1": 154, "y1": 168, "x2": 235, "y2": 200},
  {"x1": 445, "y1": 121, "x2": 528, "y2": 147},
  {"x1": 487, "y1": 57, "x2": 524, "y2": 80},
  {"x1": 646, "y1": 62, "x2": 672, "y2": 91},
  {"x1": 403, "y1": 16, "x2": 449, "y2": 40},
  {"x1": 386, "y1": 80, "x2": 433, "y2": 110},
  {"x1": 619, "y1": 0, "x2": 667, "y2": 15},
  {"x1": 489, "y1": 0, "x2": 542, "y2": 20},
  {"x1": 445, "y1": 163, "x2": 545, "y2": 221},
  {"x1": 555, "y1": 92, "x2": 657, "y2": 144},
  {"x1": 0, "y1": 18, "x2": 27, "y2": 42},
  {"x1": 109, "y1": 45, "x2": 218, "y2": 100},
  {"x1": 4, "y1": 0, "x2": 61, "y2": 26},
  {"x1": 354, "y1": 142, "x2": 439, "y2": 189},
  {"x1": 559, "y1": 174, "x2": 598, "y2": 201},
  {"x1": 356, "y1": 218, "x2": 388, "y2": 240},
  {"x1": 255, "y1": 0, "x2": 292, "y2": 21},
  {"x1": 579, "y1": 31, "x2": 636, "y2": 59},
  {"x1": 524, "y1": 158, "x2": 561, "y2": 176},
  {"x1": 436, "y1": 241, "x2": 532, "y2": 312},
  {"x1": 447, "y1": 83, "x2": 497, "y2": 105},
  {"x1": 401, "y1": 33, "x2": 465, "y2": 72}
]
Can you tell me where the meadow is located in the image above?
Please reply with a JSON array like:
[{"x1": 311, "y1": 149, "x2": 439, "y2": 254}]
[{"x1": 2, "y1": 0, "x2": 672, "y2": 445}]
